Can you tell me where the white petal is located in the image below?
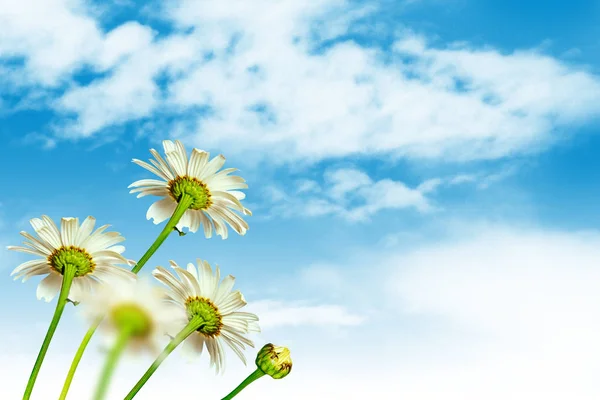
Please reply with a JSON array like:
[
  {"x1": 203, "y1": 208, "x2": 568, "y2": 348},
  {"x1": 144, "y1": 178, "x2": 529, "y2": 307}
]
[
  {"x1": 86, "y1": 232, "x2": 125, "y2": 253},
  {"x1": 68, "y1": 277, "x2": 89, "y2": 303},
  {"x1": 94, "y1": 265, "x2": 136, "y2": 283},
  {"x1": 186, "y1": 263, "x2": 199, "y2": 281},
  {"x1": 163, "y1": 140, "x2": 187, "y2": 177},
  {"x1": 149, "y1": 148, "x2": 176, "y2": 180},
  {"x1": 146, "y1": 198, "x2": 177, "y2": 225},
  {"x1": 152, "y1": 267, "x2": 189, "y2": 303},
  {"x1": 198, "y1": 155, "x2": 226, "y2": 181},
  {"x1": 198, "y1": 260, "x2": 217, "y2": 299},
  {"x1": 41, "y1": 216, "x2": 63, "y2": 247},
  {"x1": 214, "y1": 275, "x2": 236, "y2": 306},
  {"x1": 19, "y1": 231, "x2": 53, "y2": 254},
  {"x1": 205, "y1": 209, "x2": 229, "y2": 239},
  {"x1": 75, "y1": 216, "x2": 96, "y2": 246},
  {"x1": 7, "y1": 245, "x2": 47, "y2": 257},
  {"x1": 182, "y1": 332, "x2": 205, "y2": 356},
  {"x1": 218, "y1": 291, "x2": 247, "y2": 315},
  {"x1": 128, "y1": 179, "x2": 169, "y2": 189},
  {"x1": 36, "y1": 273, "x2": 63, "y2": 302},
  {"x1": 132, "y1": 158, "x2": 170, "y2": 181},
  {"x1": 60, "y1": 217, "x2": 79, "y2": 246},
  {"x1": 198, "y1": 211, "x2": 213, "y2": 238},
  {"x1": 222, "y1": 326, "x2": 255, "y2": 347},
  {"x1": 187, "y1": 149, "x2": 209, "y2": 179},
  {"x1": 175, "y1": 209, "x2": 194, "y2": 232},
  {"x1": 221, "y1": 334, "x2": 247, "y2": 365},
  {"x1": 173, "y1": 267, "x2": 201, "y2": 297},
  {"x1": 11, "y1": 259, "x2": 49, "y2": 277}
]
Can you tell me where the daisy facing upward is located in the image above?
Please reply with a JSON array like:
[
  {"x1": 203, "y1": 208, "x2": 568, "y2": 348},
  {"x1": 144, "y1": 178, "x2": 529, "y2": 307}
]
[
  {"x1": 129, "y1": 140, "x2": 251, "y2": 240},
  {"x1": 8, "y1": 215, "x2": 134, "y2": 400},
  {"x1": 123, "y1": 259, "x2": 260, "y2": 399}
]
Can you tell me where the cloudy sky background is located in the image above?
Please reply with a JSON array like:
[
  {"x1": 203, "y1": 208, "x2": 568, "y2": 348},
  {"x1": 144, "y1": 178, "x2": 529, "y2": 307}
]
[{"x1": 1, "y1": 0, "x2": 600, "y2": 399}]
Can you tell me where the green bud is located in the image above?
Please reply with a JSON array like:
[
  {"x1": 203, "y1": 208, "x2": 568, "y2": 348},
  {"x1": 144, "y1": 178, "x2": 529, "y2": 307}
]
[{"x1": 255, "y1": 344, "x2": 292, "y2": 379}]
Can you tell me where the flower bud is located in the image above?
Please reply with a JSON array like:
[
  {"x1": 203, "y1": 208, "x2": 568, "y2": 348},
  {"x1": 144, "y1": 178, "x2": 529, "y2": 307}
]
[{"x1": 255, "y1": 343, "x2": 292, "y2": 379}]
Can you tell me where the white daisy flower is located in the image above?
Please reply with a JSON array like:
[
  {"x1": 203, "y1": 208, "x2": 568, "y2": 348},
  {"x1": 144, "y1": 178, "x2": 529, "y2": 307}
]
[
  {"x1": 8, "y1": 215, "x2": 135, "y2": 302},
  {"x1": 128, "y1": 140, "x2": 251, "y2": 239},
  {"x1": 80, "y1": 278, "x2": 180, "y2": 354},
  {"x1": 152, "y1": 259, "x2": 260, "y2": 373}
]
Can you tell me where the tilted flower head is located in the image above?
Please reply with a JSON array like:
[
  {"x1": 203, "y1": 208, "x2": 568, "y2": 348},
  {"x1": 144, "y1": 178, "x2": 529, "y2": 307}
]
[
  {"x1": 255, "y1": 344, "x2": 292, "y2": 379},
  {"x1": 80, "y1": 277, "x2": 180, "y2": 354},
  {"x1": 8, "y1": 216, "x2": 135, "y2": 302},
  {"x1": 128, "y1": 140, "x2": 251, "y2": 239},
  {"x1": 152, "y1": 259, "x2": 260, "y2": 373}
]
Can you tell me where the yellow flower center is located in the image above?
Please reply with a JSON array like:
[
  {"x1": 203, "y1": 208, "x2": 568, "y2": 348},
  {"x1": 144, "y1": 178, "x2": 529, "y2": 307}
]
[
  {"x1": 185, "y1": 296, "x2": 223, "y2": 337},
  {"x1": 48, "y1": 245, "x2": 95, "y2": 277},
  {"x1": 168, "y1": 176, "x2": 212, "y2": 210}
]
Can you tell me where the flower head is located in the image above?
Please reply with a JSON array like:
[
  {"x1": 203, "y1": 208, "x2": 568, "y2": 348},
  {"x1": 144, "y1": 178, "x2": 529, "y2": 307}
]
[
  {"x1": 80, "y1": 278, "x2": 180, "y2": 353},
  {"x1": 129, "y1": 140, "x2": 251, "y2": 239},
  {"x1": 255, "y1": 344, "x2": 292, "y2": 379},
  {"x1": 152, "y1": 259, "x2": 260, "y2": 373},
  {"x1": 8, "y1": 215, "x2": 134, "y2": 302}
]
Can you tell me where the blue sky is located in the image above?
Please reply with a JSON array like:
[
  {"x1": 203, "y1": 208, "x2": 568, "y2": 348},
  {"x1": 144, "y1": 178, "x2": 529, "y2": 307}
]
[{"x1": 1, "y1": 1, "x2": 600, "y2": 399}]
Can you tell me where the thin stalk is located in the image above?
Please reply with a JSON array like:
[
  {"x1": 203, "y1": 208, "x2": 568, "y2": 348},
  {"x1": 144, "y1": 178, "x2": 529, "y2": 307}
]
[
  {"x1": 58, "y1": 194, "x2": 193, "y2": 399},
  {"x1": 131, "y1": 194, "x2": 193, "y2": 273},
  {"x1": 58, "y1": 316, "x2": 102, "y2": 400},
  {"x1": 220, "y1": 369, "x2": 266, "y2": 400},
  {"x1": 23, "y1": 265, "x2": 76, "y2": 400},
  {"x1": 123, "y1": 317, "x2": 201, "y2": 400},
  {"x1": 92, "y1": 327, "x2": 131, "y2": 400}
]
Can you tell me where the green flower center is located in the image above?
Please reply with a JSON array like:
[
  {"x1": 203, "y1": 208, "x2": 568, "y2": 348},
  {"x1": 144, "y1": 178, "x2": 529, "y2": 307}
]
[
  {"x1": 185, "y1": 296, "x2": 223, "y2": 337},
  {"x1": 48, "y1": 246, "x2": 95, "y2": 277},
  {"x1": 168, "y1": 176, "x2": 212, "y2": 210},
  {"x1": 110, "y1": 303, "x2": 153, "y2": 337}
]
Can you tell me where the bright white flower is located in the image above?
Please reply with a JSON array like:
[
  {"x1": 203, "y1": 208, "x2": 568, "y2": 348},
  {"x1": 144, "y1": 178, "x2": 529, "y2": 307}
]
[
  {"x1": 128, "y1": 140, "x2": 251, "y2": 239},
  {"x1": 8, "y1": 215, "x2": 135, "y2": 302},
  {"x1": 80, "y1": 278, "x2": 180, "y2": 354},
  {"x1": 152, "y1": 259, "x2": 260, "y2": 373}
]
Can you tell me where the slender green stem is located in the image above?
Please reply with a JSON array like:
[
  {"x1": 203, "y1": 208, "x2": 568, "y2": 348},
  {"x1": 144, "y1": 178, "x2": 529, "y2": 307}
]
[
  {"x1": 58, "y1": 317, "x2": 102, "y2": 400},
  {"x1": 123, "y1": 317, "x2": 202, "y2": 400},
  {"x1": 221, "y1": 369, "x2": 266, "y2": 400},
  {"x1": 58, "y1": 194, "x2": 192, "y2": 399},
  {"x1": 23, "y1": 265, "x2": 76, "y2": 400},
  {"x1": 131, "y1": 194, "x2": 193, "y2": 273},
  {"x1": 93, "y1": 327, "x2": 132, "y2": 400}
]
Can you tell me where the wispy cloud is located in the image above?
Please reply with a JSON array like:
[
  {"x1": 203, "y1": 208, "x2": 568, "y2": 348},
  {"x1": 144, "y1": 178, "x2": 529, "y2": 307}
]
[
  {"x1": 262, "y1": 167, "x2": 436, "y2": 221},
  {"x1": 259, "y1": 164, "x2": 516, "y2": 221},
  {"x1": 1, "y1": 0, "x2": 599, "y2": 164}
]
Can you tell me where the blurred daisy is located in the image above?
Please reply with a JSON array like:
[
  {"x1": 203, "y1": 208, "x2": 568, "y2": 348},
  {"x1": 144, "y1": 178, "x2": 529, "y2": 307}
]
[
  {"x1": 81, "y1": 278, "x2": 179, "y2": 354},
  {"x1": 153, "y1": 259, "x2": 260, "y2": 373},
  {"x1": 128, "y1": 140, "x2": 251, "y2": 239},
  {"x1": 8, "y1": 215, "x2": 134, "y2": 302}
]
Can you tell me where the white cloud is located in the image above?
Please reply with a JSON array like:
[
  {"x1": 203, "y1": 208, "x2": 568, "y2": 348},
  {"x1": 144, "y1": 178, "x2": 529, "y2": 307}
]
[
  {"x1": 248, "y1": 299, "x2": 365, "y2": 329},
  {"x1": 325, "y1": 168, "x2": 373, "y2": 200},
  {"x1": 295, "y1": 179, "x2": 320, "y2": 194},
  {"x1": 0, "y1": 0, "x2": 103, "y2": 85},
  {"x1": 380, "y1": 225, "x2": 600, "y2": 399},
  {"x1": 2, "y1": 0, "x2": 600, "y2": 163},
  {"x1": 263, "y1": 166, "x2": 435, "y2": 220}
]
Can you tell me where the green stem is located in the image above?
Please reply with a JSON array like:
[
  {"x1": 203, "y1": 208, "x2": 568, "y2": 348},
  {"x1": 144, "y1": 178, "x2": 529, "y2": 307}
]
[
  {"x1": 58, "y1": 317, "x2": 102, "y2": 400},
  {"x1": 23, "y1": 265, "x2": 76, "y2": 400},
  {"x1": 58, "y1": 194, "x2": 192, "y2": 399},
  {"x1": 221, "y1": 369, "x2": 266, "y2": 400},
  {"x1": 123, "y1": 317, "x2": 202, "y2": 400},
  {"x1": 131, "y1": 194, "x2": 193, "y2": 273},
  {"x1": 93, "y1": 327, "x2": 131, "y2": 400}
]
